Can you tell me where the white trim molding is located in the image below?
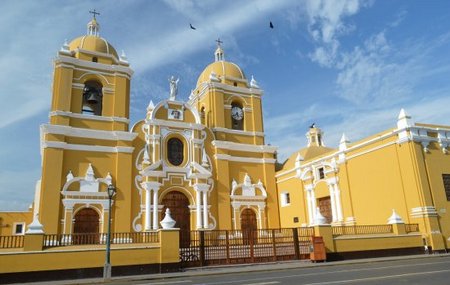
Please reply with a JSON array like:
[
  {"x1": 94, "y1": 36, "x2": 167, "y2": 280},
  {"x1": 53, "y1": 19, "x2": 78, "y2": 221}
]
[
  {"x1": 42, "y1": 141, "x2": 134, "y2": 153},
  {"x1": 214, "y1": 154, "x2": 276, "y2": 164},
  {"x1": 50, "y1": 111, "x2": 130, "y2": 124},
  {"x1": 411, "y1": 206, "x2": 438, "y2": 218},
  {"x1": 41, "y1": 124, "x2": 137, "y2": 141},
  {"x1": 212, "y1": 127, "x2": 264, "y2": 137},
  {"x1": 212, "y1": 140, "x2": 277, "y2": 153}
]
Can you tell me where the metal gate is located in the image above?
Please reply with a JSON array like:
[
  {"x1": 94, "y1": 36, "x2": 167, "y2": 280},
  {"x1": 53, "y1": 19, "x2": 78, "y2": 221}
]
[{"x1": 180, "y1": 228, "x2": 314, "y2": 267}]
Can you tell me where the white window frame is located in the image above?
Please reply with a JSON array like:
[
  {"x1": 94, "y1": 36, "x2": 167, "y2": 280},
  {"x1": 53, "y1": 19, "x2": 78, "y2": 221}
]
[
  {"x1": 280, "y1": 191, "x2": 290, "y2": 207},
  {"x1": 12, "y1": 222, "x2": 25, "y2": 235}
]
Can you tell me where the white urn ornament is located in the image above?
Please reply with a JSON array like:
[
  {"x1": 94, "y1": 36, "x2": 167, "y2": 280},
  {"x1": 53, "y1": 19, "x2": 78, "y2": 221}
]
[{"x1": 160, "y1": 208, "x2": 176, "y2": 229}]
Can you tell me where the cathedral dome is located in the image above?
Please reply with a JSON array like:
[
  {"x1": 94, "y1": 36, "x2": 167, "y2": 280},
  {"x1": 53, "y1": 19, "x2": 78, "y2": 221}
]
[
  {"x1": 196, "y1": 42, "x2": 246, "y2": 87},
  {"x1": 68, "y1": 16, "x2": 119, "y2": 59},
  {"x1": 69, "y1": 35, "x2": 118, "y2": 59}
]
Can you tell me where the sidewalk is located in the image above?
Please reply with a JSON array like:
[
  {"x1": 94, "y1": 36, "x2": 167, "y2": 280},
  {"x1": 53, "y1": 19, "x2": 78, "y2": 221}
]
[{"x1": 20, "y1": 253, "x2": 450, "y2": 285}]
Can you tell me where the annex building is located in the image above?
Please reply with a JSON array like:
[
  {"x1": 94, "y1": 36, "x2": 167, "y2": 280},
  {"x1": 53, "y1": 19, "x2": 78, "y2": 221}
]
[{"x1": 1, "y1": 16, "x2": 450, "y2": 277}]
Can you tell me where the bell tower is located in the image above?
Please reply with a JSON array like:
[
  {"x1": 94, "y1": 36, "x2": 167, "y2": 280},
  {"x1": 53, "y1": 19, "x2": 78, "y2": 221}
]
[
  {"x1": 187, "y1": 41, "x2": 280, "y2": 230},
  {"x1": 35, "y1": 14, "x2": 136, "y2": 235},
  {"x1": 190, "y1": 41, "x2": 265, "y2": 145}
]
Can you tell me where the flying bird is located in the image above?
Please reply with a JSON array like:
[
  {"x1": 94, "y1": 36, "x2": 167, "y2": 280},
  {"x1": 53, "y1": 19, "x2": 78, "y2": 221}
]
[
  {"x1": 190, "y1": 23, "x2": 196, "y2": 30},
  {"x1": 269, "y1": 21, "x2": 274, "y2": 29},
  {"x1": 309, "y1": 123, "x2": 316, "y2": 129}
]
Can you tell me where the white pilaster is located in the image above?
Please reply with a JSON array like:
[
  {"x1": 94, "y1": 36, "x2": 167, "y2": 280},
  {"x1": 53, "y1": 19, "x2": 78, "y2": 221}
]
[
  {"x1": 328, "y1": 184, "x2": 338, "y2": 222},
  {"x1": 334, "y1": 184, "x2": 343, "y2": 222},
  {"x1": 196, "y1": 190, "x2": 202, "y2": 229},
  {"x1": 145, "y1": 189, "x2": 152, "y2": 231},
  {"x1": 152, "y1": 188, "x2": 159, "y2": 230},
  {"x1": 202, "y1": 191, "x2": 208, "y2": 229}
]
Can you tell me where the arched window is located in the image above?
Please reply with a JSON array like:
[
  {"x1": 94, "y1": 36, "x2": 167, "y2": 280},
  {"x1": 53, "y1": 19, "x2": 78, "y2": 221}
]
[
  {"x1": 167, "y1": 138, "x2": 184, "y2": 166},
  {"x1": 231, "y1": 102, "x2": 244, "y2": 130},
  {"x1": 82, "y1": 81, "x2": 103, "y2": 116}
]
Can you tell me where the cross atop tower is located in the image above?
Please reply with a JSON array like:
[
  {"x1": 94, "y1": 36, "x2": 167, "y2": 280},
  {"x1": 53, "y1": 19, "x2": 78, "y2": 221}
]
[
  {"x1": 89, "y1": 9, "x2": 100, "y2": 19},
  {"x1": 214, "y1": 38, "x2": 224, "y2": 61}
]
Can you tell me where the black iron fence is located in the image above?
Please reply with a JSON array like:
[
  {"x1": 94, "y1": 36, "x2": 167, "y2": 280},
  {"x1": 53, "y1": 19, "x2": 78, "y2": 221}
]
[{"x1": 180, "y1": 227, "x2": 314, "y2": 267}]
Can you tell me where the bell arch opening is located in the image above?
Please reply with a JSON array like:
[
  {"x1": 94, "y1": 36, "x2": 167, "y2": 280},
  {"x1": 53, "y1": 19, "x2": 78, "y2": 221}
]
[{"x1": 82, "y1": 80, "x2": 103, "y2": 116}]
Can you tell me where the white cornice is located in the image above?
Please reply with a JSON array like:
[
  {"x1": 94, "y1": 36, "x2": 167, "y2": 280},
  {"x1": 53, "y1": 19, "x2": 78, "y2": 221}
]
[
  {"x1": 212, "y1": 140, "x2": 277, "y2": 153},
  {"x1": 214, "y1": 154, "x2": 276, "y2": 164},
  {"x1": 42, "y1": 141, "x2": 134, "y2": 153},
  {"x1": 146, "y1": 119, "x2": 204, "y2": 130},
  {"x1": 54, "y1": 55, "x2": 133, "y2": 77},
  {"x1": 50, "y1": 111, "x2": 129, "y2": 124},
  {"x1": 41, "y1": 124, "x2": 137, "y2": 141},
  {"x1": 212, "y1": 127, "x2": 264, "y2": 137}
]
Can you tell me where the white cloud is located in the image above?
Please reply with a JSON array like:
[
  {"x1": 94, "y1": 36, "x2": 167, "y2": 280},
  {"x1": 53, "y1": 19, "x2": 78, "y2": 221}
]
[{"x1": 306, "y1": 0, "x2": 368, "y2": 66}]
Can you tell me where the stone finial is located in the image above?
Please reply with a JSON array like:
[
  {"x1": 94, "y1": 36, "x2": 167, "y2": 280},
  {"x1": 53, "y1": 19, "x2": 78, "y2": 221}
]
[
  {"x1": 397, "y1": 108, "x2": 412, "y2": 129},
  {"x1": 26, "y1": 213, "x2": 44, "y2": 234},
  {"x1": 66, "y1": 170, "x2": 74, "y2": 182},
  {"x1": 85, "y1": 163, "x2": 95, "y2": 181},
  {"x1": 250, "y1": 75, "x2": 259, "y2": 88},
  {"x1": 120, "y1": 50, "x2": 128, "y2": 63},
  {"x1": 160, "y1": 208, "x2": 176, "y2": 229},
  {"x1": 231, "y1": 179, "x2": 237, "y2": 191},
  {"x1": 314, "y1": 207, "x2": 327, "y2": 225},
  {"x1": 387, "y1": 209, "x2": 404, "y2": 224}
]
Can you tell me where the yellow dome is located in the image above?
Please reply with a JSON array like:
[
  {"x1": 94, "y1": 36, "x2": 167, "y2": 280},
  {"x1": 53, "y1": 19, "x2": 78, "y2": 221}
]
[
  {"x1": 69, "y1": 35, "x2": 118, "y2": 59},
  {"x1": 197, "y1": 60, "x2": 246, "y2": 86}
]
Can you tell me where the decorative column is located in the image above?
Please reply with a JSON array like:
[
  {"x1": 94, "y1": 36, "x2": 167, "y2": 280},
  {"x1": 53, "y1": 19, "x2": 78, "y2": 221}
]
[
  {"x1": 196, "y1": 190, "x2": 202, "y2": 229},
  {"x1": 145, "y1": 189, "x2": 152, "y2": 231},
  {"x1": 328, "y1": 183, "x2": 338, "y2": 223},
  {"x1": 202, "y1": 191, "x2": 209, "y2": 229},
  {"x1": 141, "y1": 181, "x2": 162, "y2": 231},
  {"x1": 194, "y1": 183, "x2": 210, "y2": 229},
  {"x1": 152, "y1": 187, "x2": 159, "y2": 230},
  {"x1": 305, "y1": 184, "x2": 315, "y2": 225},
  {"x1": 333, "y1": 184, "x2": 343, "y2": 222}
]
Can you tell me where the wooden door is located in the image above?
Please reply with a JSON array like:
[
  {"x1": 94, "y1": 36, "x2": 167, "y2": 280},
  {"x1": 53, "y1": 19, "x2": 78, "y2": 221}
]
[
  {"x1": 241, "y1": 208, "x2": 257, "y2": 245},
  {"x1": 318, "y1": 197, "x2": 332, "y2": 224},
  {"x1": 162, "y1": 191, "x2": 190, "y2": 247},
  {"x1": 73, "y1": 208, "x2": 99, "y2": 244}
]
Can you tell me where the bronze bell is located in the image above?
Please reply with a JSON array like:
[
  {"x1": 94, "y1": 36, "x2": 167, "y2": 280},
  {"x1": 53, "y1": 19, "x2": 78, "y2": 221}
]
[{"x1": 86, "y1": 91, "x2": 99, "y2": 104}]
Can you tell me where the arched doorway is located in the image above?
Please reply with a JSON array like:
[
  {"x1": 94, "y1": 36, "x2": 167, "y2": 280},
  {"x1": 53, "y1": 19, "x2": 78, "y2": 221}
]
[
  {"x1": 73, "y1": 208, "x2": 100, "y2": 244},
  {"x1": 162, "y1": 191, "x2": 190, "y2": 247},
  {"x1": 241, "y1": 208, "x2": 257, "y2": 245}
]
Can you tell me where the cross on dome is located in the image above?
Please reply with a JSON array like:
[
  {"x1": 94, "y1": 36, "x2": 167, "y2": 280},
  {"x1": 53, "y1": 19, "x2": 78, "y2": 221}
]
[
  {"x1": 214, "y1": 38, "x2": 224, "y2": 61},
  {"x1": 87, "y1": 10, "x2": 100, "y2": 36}
]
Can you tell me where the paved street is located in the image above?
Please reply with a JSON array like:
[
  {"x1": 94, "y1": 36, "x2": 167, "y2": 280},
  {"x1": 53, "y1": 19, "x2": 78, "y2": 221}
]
[{"x1": 110, "y1": 255, "x2": 450, "y2": 285}]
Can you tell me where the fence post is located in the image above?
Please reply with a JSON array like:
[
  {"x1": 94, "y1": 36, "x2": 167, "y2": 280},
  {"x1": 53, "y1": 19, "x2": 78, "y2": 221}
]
[
  {"x1": 292, "y1": 228, "x2": 300, "y2": 260},
  {"x1": 225, "y1": 230, "x2": 230, "y2": 264},
  {"x1": 199, "y1": 230, "x2": 205, "y2": 266},
  {"x1": 272, "y1": 229, "x2": 277, "y2": 261}
]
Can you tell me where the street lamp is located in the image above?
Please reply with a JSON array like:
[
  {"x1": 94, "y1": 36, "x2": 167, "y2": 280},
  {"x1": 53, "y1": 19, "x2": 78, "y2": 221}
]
[{"x1": 103, "y1": 183, "x2": 116, "y2": 280}]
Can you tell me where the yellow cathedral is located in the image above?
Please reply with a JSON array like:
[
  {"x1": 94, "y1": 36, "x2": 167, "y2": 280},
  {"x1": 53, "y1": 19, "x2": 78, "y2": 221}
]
[
  {"x1": 1, "y1": 17, "x2": 280, "y2": 240},
  {"x1": 1, "y1": 16, "x2": 450, "y2": 259}
]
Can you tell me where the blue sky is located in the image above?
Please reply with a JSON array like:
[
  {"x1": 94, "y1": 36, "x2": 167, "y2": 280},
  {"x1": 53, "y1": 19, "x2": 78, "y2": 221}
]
[{"x1": 1, "y1": 0, "x2": 450, "y2": 210}]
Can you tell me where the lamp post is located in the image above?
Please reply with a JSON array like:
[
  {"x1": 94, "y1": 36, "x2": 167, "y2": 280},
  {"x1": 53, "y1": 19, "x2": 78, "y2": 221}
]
[{"x1": 103, "y1": 183, "x2": 116, "y2": 280}]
